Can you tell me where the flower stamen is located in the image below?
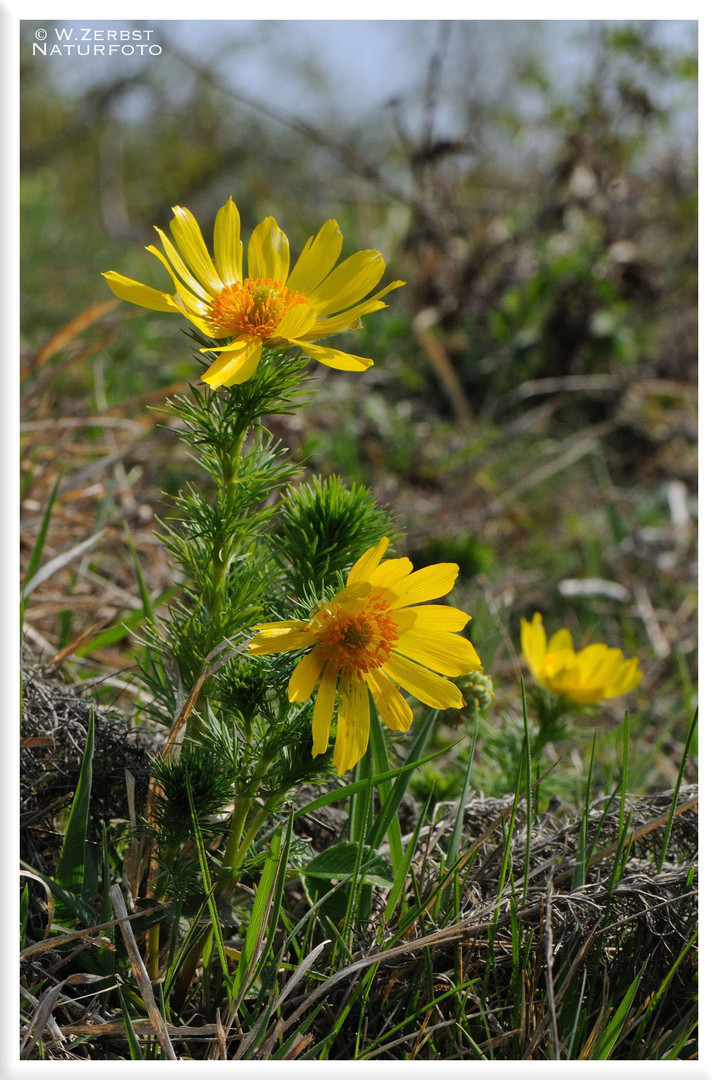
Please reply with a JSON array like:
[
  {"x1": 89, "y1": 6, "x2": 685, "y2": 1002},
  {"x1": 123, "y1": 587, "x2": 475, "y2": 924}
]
[
  {"x1": 314, "y1": 596, "x2": 399, "y2": 676},
  {"x1": 207, "y1": 277, "x2": 308, "y2": 338}
]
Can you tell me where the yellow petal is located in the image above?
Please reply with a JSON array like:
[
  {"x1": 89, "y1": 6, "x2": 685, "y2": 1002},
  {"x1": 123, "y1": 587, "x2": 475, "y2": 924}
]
[
  {"x1": 295, "y1": 340, "x2": 373, "y2": 371},
  {"x1": 547, "y1": 628, "x2": 574, "y2": 654},
  {"x1": 368, "y1": 557, "x2": 413, "y2": 589},
  {"x1": 304, "y1": 280, "x2": 405, "y2": 339},
  {"x1": 149, "y1": 238, "x2": 212, "y2": 312},
  {"x1": 394, "y1": 628, "x2": 481, "y2": 677},
  {"x1": 389, "y1": 563, "x2": 459, "y2": 608},
  {"x1": 586, "y1": 648, "x2": 640, "y2": 699},
  {"x1": 201, "y1": 341, "x2": 262, "y2": 388},
  {"x1": 575, "y1": 644, "x2": 613, "y2": 682},
  {"x1": 521, "y1": 614, "x2": 546, "y2": 677},
  {"x1": 248, "y1": 217, "x2": 290, "y2": 283},
  {"x1": 562, "y1": 673, "x2": 604, "y2": 703},
  {"x1": 274, "y1": 302, "x2": 317, "y2": 339},
  {"x1": 102, "y1": 272, "x2": 178, "y2": 313},
  {"x1": 333, "y1": 672, "x2": 370, "y2": 774},
  {"x1": 347, "y1": 537, "x2": 390, "y2": 585},
  {"x1": 322, "y1": 582, "x2": 372, "y2": 614},
  {"x1": 213, "y1": 197, "x2": 243, "y2": 286},
  {"x1": 286, "y1": 219, "x2": 343, "y2": 294},
  {"x1": 365, "y1": 668, "x2": 413, "y2": 732},
  {"x1": 221, "y1": 349, "x2": 264, "y2": 386},
  {"x1": 522, "y1": 613, "x2": 642, "y2": 704},
  {"x1": 251, "y1": 619, "x2": 310, "y2": 631},
  {"x1": 247, "y1": 623, "x2": 313, "y2": 655},
  {"x1": 136, "y1": 248, "x2": 215, "y2": 328},
  {"x1": 392, "y1": 609, "x2": 418, "y2": 634},
  {"x1": 308, "y1": 250, "x2": 385, "y2": 315},
  {"x1": 312, "y1": 661, "x2": 338, "y2": 756},
  {"x1": 409, "y1": 605, "x2": 471, "y2": 632},
  {"x1": 383, "y1": 653, "x2": 464, "y2": 711},
  {"x1": 288, "y1": 648, "x2": 326, "y2": 702},
  {"x1": 543, "y1": 648, "x2": 577, "y2": 679},
  {"x1": 606, "y1": 657, "x2": 642, "y2": 696},
  {"x1": 303, "y1": 305, "x2": 381, "y2": 340},
  {"x1": 199, "y1": 337, "x2": 255, "y2": 354},
  {"x1": 169, "y1": 205, "x2": 224, "y2": 293}
]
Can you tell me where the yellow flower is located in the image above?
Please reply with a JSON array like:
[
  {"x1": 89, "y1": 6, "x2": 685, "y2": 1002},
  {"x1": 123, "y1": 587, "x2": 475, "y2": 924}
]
[
  {"x1": 247, "y1": 537, "x2": 482, "y2": 774},
  {"x1": 520, "y1": 612, "x2": 642, "y2": 704},
  {"x1": 103, "y1": 198, "x2": 403, "y2": 388}
]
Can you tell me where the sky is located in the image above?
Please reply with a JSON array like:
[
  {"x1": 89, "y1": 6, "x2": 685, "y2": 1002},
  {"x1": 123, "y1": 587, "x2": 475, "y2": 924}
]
[{"x1": 21, "y1": 18, "x2": 697, "y2": 139}]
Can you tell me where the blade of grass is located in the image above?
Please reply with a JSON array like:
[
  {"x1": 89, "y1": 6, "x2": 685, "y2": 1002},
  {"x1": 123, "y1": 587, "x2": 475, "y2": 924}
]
[
  {"x1": 20, "y1": 884, "x2": 29, "y2": 950},
  {"x1": 342, "y1": 761, "x2": 375, "y2": 956},
  {"x1": 21, "y1": 472, "x2": 62, "y2": 623},
  {"x1": 357, "y1": 975, "x2": 483, "y2": 1058},
  {"x1": 22, "y1": 529, "x2": 105, "y2": 600},
  {"x1": 628, "y1": 927, "x2": 697, "y2": 1056},
  {"x1": 588, "y1": 962, "x2": 647, "y2": 1059},
  {"x1": 657, "y1": 708, "x2": 697, "y2": 872},
  {"x1": 520, "y1": 680, "x2": 532, "y2": 901},
  {"x1": 388, "y1": 836, "x2": 483, "y2": 947},
  {"x1": 366, "y1": 709, "x2": 438, "y2": 852},
  {"x1": 382, "y1": 796, "x2": 432, "y2": 926},
  {"x1": 606, "y1": 714, "x2": 634, "y2": 895},
  {"x1": 110, "y1": 884, "x2": 177, "y2": 1060},
  {"x1": 20, "y1": 858, "x2": 94, "y2": 927},
  {"x1": 232, "y1": 814, "x2": 291, "y2": 999},
  {"x1": 22, "y1": 473, "x2": 61, "y2": 587},
  {"x1": 75, "y1": 587, "x2": 178, "y2": 657},
  {"x1": 353, "y1": 962, "x2": 382, "y2": 1058},
  {"x1": 296, "y1": 736, "x2": 450, "y2": 820},
  {"x1": 565, "y1": 966, "x2": 589, "y2": 1059},
  {"x1": 368, "y1": 704, "x2": 404, "y2": 873},
  {"x1": 658, "y1": 1006, "x2": 698, "y2": 1060},
  {"x1": 572, "y1": 731, "x2": 597, "y2": 891},
  {"x1": 123, "y1": 520, "x2": 158, "y2": 624},
  {"x1": 119, "y1": 988, "x2": 145, "y2": 1061},
  {"x1": 235, "y1": 938, "x2": 330, "y2": 1059},
  {"x1": 439, "y1": 710, "x2": 479, "y2": 917},
  {"x1": 54, "y1": 708, "x2": 94, "y2": 920},
  {"x1": 446, "y1": 707, "x2": 479, "y2": 871},
  {"x1": 186, "y1": 782, "x2": 229, "y2": 984},
  {"x1": 349, "y1": 739, "x2": 372, "y2": 845},
  {"x1": 162, "y1": 900, "x2": 213, "y2": 1001},
  {"x1": 492, "y1": 738, "x2": 527, "y2": 926}
]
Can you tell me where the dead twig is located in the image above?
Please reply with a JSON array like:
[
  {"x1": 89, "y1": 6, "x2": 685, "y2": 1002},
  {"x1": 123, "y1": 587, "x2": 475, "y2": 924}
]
[
  {"x1": 109, "y1": 884, "x2": 177, "y2": 1060},
  {"x1": 414, "y1": 318, "x2": 474, "y2": 429}
]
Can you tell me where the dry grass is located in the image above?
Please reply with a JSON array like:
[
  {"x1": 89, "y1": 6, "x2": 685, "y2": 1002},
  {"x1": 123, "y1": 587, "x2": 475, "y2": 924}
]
[{"x1": 20, "y1": 659, "x2": 696, "y2": 1059}]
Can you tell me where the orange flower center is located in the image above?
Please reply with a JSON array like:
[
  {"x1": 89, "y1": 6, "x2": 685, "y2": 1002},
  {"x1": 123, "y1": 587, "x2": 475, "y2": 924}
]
[
  {"x1": 315, "y1": 596, "x2": 399, "y2": 676},
  {"x1": 207, "y1": 277, "x2": 308, "y2": 339}
]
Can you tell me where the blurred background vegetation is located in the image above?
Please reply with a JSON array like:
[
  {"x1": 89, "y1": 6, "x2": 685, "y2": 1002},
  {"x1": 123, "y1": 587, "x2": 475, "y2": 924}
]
[{"x1": 20, "y1": 19, "x2": 697, "y2": 807}]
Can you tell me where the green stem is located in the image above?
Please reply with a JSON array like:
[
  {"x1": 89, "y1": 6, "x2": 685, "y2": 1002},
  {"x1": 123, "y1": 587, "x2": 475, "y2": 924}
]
[
  {"x1": 145, "y1": 844, "x2": 179, "y2": 980},
  {"x1": 229, "y1": 803, "x2": 273, "y2": 876},
  {"x1": 206, "y1": 426, "x2": 248, "y2": 626},
  {"x1": 188, "y1": 424, "x2": 248, "y2": 741},
  {"x1": 147, "y1": 923, "x2": 161, "y2": 983},
  {"x1": 171, "y1": 785, "x2": 288, "y2": 1006},
  {"x1": 218, "y1": 788, "x2": 286, "y2": 900},
  {"x1": 173, "y1": 745, "x2": 273, "y2": 1000},
  {"x1": 173, "y1": 747, "x2": 280, "y2": 1000},
  {"x1": 219, "y1": 793, "x2": 252, "y2": 879}
]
